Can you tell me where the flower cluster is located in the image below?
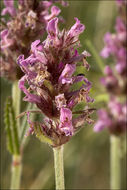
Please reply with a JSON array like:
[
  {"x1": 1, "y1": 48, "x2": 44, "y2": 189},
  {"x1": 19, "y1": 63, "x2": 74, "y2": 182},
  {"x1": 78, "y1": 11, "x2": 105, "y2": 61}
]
[
  {"x1": 94, "y1": 98, "x2": 126, "y2": 135},
  {"x1": 18, "y1": 17, "x2": 94, "y2": 147},
  {"x1": 94, "y1": 0, "x2": 126, "y2": 136},
  {"x1": 0, "y1": 0, "x2": 63, "y2": 80},
  {"x1": 100, "y1": 17, "x2": 126, "y2": 76}
]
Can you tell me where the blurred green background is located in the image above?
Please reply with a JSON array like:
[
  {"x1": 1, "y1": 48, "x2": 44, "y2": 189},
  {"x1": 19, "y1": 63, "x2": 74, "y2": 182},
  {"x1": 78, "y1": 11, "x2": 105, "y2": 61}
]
[{"x1": 0, "y1": 1, "x2": 126, "y2": 189}]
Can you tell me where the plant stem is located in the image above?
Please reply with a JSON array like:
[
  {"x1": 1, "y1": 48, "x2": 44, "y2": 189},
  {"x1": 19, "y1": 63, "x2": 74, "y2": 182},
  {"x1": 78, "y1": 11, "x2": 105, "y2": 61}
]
[
  {"x1": 53, "y1": 145, "x2": 65, "y2": 190},
  {"x1": 110, "y1": 135, "x2": 121, "y2": 190},
  {"x1": 11, "y1": 81, "x2": 22, "y2": 189},
  {"x1": 12, "y1": 80, "x2": 21, "y2": 133},
  {"x1": 11, "y1": 155, "x2": 22, "y2": 190}
]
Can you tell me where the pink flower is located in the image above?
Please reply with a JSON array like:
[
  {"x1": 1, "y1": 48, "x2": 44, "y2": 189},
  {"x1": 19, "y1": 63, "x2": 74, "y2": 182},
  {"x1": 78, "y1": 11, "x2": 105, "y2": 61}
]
[
  {"x1": 0, "y1": 0, "x2": 62, "y2": 80},
  {"x1": 95, "y1": 0, "x2": 126, "y2": 136},
  {"x1": 18, "y1": 17, "x2": 94, "y2": 146}
]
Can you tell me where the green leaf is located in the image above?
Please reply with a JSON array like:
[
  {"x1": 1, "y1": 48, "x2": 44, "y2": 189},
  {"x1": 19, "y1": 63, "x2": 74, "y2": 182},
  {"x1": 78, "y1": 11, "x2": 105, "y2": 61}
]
[
  {"x1": 73, "y1": 101, "x2": 86, "y2": 112},
  {"x1": 34, "y1": 123, "x2": 53, "y2": 146},
  {"x1": 74, "y1": 66, "x2": 86, "y2": 75},
  {"x1": 4, "y1": 98, "x2": 14, "y2": 154},
  {"x1": 70, "y1": 81, "x2": 84, "y2": 91}
]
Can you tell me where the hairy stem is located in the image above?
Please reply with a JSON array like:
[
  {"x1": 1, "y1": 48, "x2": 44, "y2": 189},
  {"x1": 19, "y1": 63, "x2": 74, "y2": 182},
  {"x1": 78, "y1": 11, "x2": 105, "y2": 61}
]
[
  {"x1": 11, "y1": 155, "x2": 22, "y2": 190},
  {"x1": 53, "y1": 146, "x2": 65, "y2": 190},
  {"x1": 110, "y1": 135, "x2": 121, "y2": 190}
]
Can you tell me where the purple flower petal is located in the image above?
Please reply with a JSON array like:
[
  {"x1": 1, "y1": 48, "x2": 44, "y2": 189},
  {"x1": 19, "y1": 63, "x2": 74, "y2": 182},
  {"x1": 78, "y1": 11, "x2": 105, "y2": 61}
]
[
  {"x1": 100, "y1": 47, "x2": 110, "y2": 58},
  {"x1": 94, "y1": 120, "x2": 106, "y2": 132},
  {"x1": 94, "y1": 109, "x2": 112, "y2": 132},
  {"x1": 0, "y1": 29, "x2": 13, "y2": 49},
  {"x1": 59, "y1": 64, "x2": 76, "y2": 84},
  {"x1": 67, "y1": 17, "x2": 85, "y2": 38},
  {"x1": 4, "y1": 0, "x2": 14, "y2": 7},
  {"x1": 2, "y1": 0, "x2": 16, "y2": 16},
  {"x1": 19, "y1": 76, "x2": 41, "y2": 104},
  {"x1": 55, "y1": 94, "x2": 66, "y2": 109},
  {"x1": 42, "y1": 1, "x2": 52, "y2": 8},
  {"x1": 31, "y1": 40, "x2": 41, "y2": 53},
  {"x1": 104, "y1": 66, "x2": 113, "y2": 75},
  {"x1": 45, "y1": 6, "x2": 61, "y2": 21},
  {"x1": 59, "y1": 107, "x2": 73, "y2": 136},
  {"x1": 47, "y1": 17, "x2": 58, "y2": 38}
]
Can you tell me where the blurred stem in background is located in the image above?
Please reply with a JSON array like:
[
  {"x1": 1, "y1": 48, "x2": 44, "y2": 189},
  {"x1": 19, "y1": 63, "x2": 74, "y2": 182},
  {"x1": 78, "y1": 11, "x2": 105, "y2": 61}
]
[
  {"x1": 110, "y1": 135, "x2": 121, "y2": 190},
  {"x1": 53, "y1": 146, "x2": 65, "y2": 190},
  {"x1": 94, "y1": 0, "x2": 115, "y2": 49},
  {"x1": 85, "y1": 40, "x2": 105, "y2": 73},
  {"x1": 11, "y1": 155, "x2": 22, "y2": 189},
  {"x1": 10, "y1": 82, "x2": 35, "y2": 189},
  {"x1": 11, "y1": 81, "x2": 22, "y2": 189}
]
